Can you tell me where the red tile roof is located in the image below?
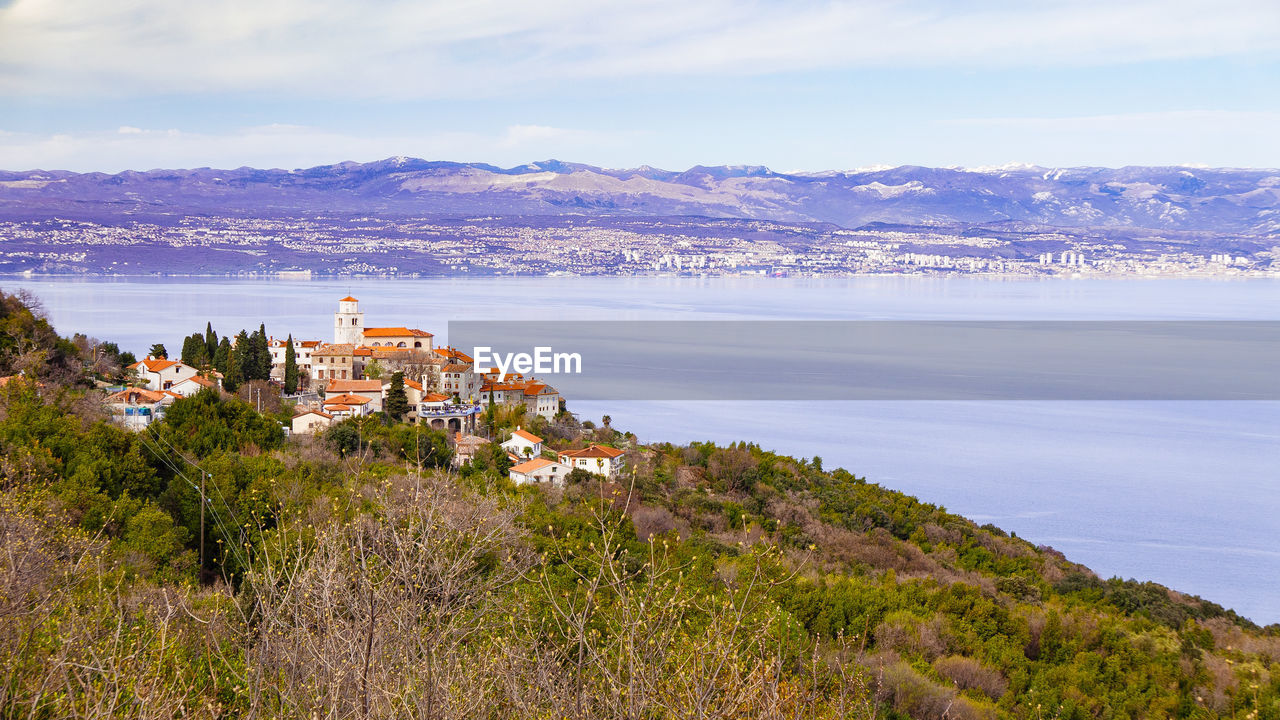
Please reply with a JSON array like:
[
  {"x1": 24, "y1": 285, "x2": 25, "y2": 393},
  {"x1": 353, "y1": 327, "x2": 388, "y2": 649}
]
[
  {"x1": 511, "y1": 458, "x2": 559, "y2": 474},
  {"x1": 560, "y1": 444, "x2": 625, "y2": 459},
  {"x1": 511, "y1": 428, "x2": 542, "y2": 443},
  {"x1": 326, "y1": 379, "x2": 383, "y2": 394},
  {"x1": 363, "y1": 327, "x2": 433, "y2": 338},
  {"x1": 340, "y1": 296, "x2": 358, "y2": 302},
  {"x1": 323, "y1": 393, "x2": 373, "y2": 406},
  {"x1": 130, "y1": 358, "x2": 180, "y2": 373},
  {"x1": 105, "y1": 387, "x2": 168, "y2": 404}
]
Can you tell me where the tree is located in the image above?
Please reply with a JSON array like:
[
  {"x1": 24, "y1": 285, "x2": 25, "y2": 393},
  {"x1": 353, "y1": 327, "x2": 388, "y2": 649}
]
[
  {"x1": 224, "y1": 330, "x2": 249, "y2": 392},
  {"x1": 148, "y1": 343, "x2": 167, "y2": 359},
  {"x1": 180, "y1": 333, "x2": 207, "y2": 367},
  {"x1": 254, "y1": 323, "x2": 272, "y2": 381},
  {"x1": 204, "y1": 322, "x2": 218, "y2": 361},
  {"x1": 385, "y1": 372, "x2": 409, "y2": 421},
  {"x1": 283, "y1": 335, "x2": 299, "y2": 394},
  {"x1": 213, "y1": 337, "x2": 231, "y2": 373},
  {"x1": 364, "y1": 358, "x2": 384, "y2": 380},
  {"x1": 246, "y1": 325, "x2": 270, "y2": 381}
]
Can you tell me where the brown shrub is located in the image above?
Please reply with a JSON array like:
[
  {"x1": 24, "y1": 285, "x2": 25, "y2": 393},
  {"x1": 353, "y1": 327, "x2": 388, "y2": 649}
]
[
  {"x1": 873, "y1": 612, "x2": 950, "y2": 660},
  {"x1": 864, "y1": 652, "x2": 997, "y2": 720},
  {"x1": 630, "y1": 503, "x2": 681, "y2": 540},
  {"x1": 934, "y1": 655, "x2": 1008, "y2": 700}
]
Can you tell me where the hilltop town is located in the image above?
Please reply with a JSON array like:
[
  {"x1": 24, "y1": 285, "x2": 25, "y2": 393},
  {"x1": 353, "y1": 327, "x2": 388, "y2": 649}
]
[{"x1": 99, "y1": 295, "x2": 622, "y2": 486}]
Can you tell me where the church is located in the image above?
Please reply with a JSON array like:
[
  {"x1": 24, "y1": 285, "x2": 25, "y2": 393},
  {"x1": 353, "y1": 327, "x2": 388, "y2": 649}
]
[{"x1": 333, "y1": 296, "x2": 433, "y2": 351}]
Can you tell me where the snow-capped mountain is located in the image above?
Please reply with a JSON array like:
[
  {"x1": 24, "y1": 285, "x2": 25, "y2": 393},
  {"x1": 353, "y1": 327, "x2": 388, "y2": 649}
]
[{"x1": 1, "y1": 159, "x2": 1277, "y2": 234}]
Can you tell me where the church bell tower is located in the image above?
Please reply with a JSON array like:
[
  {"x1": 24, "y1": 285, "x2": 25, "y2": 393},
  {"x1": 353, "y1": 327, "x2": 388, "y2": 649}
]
[{"x1": 334, "y1": 296, "x2": 364, "y2": 344}]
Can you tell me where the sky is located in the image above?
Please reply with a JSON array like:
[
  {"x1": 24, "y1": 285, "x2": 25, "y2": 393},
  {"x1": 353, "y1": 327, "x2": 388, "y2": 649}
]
[{"x1": 0, "y1": 0, "x2": 1278, "y2": 172}]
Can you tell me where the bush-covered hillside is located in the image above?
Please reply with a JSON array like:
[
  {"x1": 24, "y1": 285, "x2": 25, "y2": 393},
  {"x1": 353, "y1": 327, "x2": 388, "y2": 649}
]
[{"x1": 1, "y1": 291, "x2": 1277, "y2": 719}]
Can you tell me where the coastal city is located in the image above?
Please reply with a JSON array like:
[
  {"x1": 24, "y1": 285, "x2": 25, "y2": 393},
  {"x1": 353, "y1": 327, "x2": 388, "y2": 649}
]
[{"x1": 0, "y1": 214, "x2": 1274, "y2": 278}]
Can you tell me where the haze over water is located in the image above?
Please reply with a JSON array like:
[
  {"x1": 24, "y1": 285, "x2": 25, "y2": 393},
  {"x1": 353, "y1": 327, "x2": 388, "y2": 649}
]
[{"x1": 10, "y1": 275, "x2": 1279, "y2": 624}]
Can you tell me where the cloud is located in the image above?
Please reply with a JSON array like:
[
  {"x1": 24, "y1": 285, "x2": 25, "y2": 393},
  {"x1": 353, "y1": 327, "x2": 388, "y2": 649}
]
[
  {"x1": 0, "y1": 123, "x2": 638, "y2": 172},
  {"x1": 0, "y1": 0, "x2": 1277, "y2": 99},
  {"x1": 942, "y1": 110, "x2": 1280, "y2": 168}
]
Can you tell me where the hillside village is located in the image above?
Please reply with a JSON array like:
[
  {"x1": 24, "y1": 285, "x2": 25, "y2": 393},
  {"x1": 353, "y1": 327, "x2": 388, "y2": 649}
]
[{"x1": 100, "y1": 296, "x2": 625, "y2": 486}]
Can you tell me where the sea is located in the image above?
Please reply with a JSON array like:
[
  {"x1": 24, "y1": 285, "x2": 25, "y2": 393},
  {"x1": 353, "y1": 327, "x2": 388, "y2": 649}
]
[{"x1": 7, "y1": 275, "x2": 1279, "y2": 624}]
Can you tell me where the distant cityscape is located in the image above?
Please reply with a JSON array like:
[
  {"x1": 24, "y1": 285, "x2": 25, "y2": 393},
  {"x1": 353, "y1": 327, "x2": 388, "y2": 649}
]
[
  {"x1": 2, "y1": 159, "x2": 1276, "y2": 277},
  {"x1": 0, "y1": 213, "x2": 1274, "y2": 278}
]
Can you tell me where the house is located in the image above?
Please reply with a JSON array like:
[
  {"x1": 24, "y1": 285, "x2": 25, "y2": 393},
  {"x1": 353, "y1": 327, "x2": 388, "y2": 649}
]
[
  {"x1": 509, "y1": 458, "x2": 571, "y2": 486},
  {"x1": 168, "y1": 374, "x2": 217, "y2": 397},
  {"x1": 291, "y1": 409, "x2": 334, "y2": 435},
  {"x1": 480, "y1": 381, "x2": 526, "y2": 406},
  {"x1": 558, "y1": 444, "x2": 627, "y2": 477},
  {"x1": 501, "y1": 427, "x2": 543, "y2": 460},
  {"x1": 104, "y1": 387, "x2": 173, "y2": 429},
  {"x1": 326, "y1": 379, "x2": 384, "y2": 412},
  {"x1": 269, "y1": 337, "x2": 320, "y2": 384},
  {"x1": 129, "y1": 357, "x2": 201, "y2": 392},
  {"x1": 521, "y1": 381, "x2": 560, "y2": 420},
  {"x1": 432, "y1": 346, "x2": 473, "y2": 364},
  {"x1": 312, "y1": 344, "x2": 358, "y2": 382},
  {"x1": 438, "y1": 363, "x2": 479, "y2": 399},
  {"x1": 322, "y1": 393, "x2": 373, "y2": 418},
  {"x1": 452, "y1": 432, "x2": 490, "y2": 467}
]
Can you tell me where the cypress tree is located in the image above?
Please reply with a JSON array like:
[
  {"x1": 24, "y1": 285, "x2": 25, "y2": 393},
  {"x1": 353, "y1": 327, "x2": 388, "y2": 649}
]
[
  {"x1": 283, "y1": 335, "x2": 298, "y2": 394},
  {"x1": 254, "y1": 323, "x2": 272, "y2": 381},
  {"x1": 213, "y1": 337, "x2": 231, "y2": 373},
  {"x1": 180, "y1": 334, "x2": 201, "y2": 366},
  {"x1": 385, "y1": 372, "x2": 409, "y2": 421},
  {"x1": 226, "y1": 330, "x2": 250, "y2": 391},
  {"x1": 204, "y1": 322, "x2": 218, "y2": 361}
]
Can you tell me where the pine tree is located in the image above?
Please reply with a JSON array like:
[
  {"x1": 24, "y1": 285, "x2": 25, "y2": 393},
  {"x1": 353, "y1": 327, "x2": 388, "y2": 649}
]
[
  {"x1": 283, "y1": 335, "x2": 298, "y2": 394},
  {"x1": 385, "y1": 372, "x2": 409, "y2": 421},
  {"x1": 148, "y1": 343, "x2": 167, "y2": 359}
]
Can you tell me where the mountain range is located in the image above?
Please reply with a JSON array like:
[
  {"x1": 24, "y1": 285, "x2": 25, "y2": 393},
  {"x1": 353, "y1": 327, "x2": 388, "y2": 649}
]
[{"x1": 2, "y1": 158, "x2": 1278, "y2": 235}]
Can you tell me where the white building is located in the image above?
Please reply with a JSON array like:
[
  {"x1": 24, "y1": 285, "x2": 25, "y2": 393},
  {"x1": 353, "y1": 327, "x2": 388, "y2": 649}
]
[
  {"x1": 558, "y1": 444, "x2": 627, "y2": 478},
  {"x1": 334, "y1": 296, "x2": 365, "y2": 345},
  {"x1": 509, "y1": 458, "x2": 571, "y2": 486},
  {"x1": 438, "y1": 363, "x2": 480, "y2": 400},
  {"x1": 291, "y1": 409, "x2": 334, "y2": 435},
  {"x1": 322, "y1": 393, "x2": 373, "y2": 418},
  {"x1": 269, "y1": 337, "x2": 320, "y2": 384},
  {"x1": 104, "y1": 387, "x2": 174, "y2": 429},
  {"x1": 168, "y1": 375, "x2": 218, "y2": 397},
  {"x1": 501, "y1": 427, "x2": 543, "y2": 460},
  {"x1": 326, "y1": 379, "x2": 385, "y2": 412},
  {"x1": 522, "y1": 382, "x2": 560, "y2": 420},
  {"x1": 128, "y1": 357, "x2": 202, "y2": 392}
]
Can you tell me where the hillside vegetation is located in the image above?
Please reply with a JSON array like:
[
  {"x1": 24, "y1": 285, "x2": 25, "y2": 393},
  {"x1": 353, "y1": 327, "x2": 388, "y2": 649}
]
[{"x1": 1, "y1": 289, "x2": 1278, "y2": 720}]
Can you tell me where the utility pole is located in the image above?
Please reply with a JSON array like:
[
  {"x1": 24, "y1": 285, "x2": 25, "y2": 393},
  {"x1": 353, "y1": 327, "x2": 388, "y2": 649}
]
[{"x1": 199, "y1": 471, "x2": 206, "y2": 575}]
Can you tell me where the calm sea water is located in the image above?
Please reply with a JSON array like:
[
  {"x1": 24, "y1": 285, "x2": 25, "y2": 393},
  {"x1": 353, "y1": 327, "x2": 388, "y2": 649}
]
[{"x1": 8, "y1": 275, "x2": 1279, "y2": 624}]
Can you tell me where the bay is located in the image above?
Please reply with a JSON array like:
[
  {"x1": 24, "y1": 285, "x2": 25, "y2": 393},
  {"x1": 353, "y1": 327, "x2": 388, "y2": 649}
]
[{"x1": 8, "y1": 275, "x2": 1279, "y2": 623}]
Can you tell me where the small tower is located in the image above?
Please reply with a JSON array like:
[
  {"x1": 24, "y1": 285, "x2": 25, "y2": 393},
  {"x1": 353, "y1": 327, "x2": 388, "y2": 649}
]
[{"x1": 334, "y1": 296, "x2": 364, "y2": 344}]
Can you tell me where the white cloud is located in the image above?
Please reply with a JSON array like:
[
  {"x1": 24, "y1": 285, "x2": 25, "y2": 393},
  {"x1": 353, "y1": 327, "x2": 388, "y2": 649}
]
[
  {"x1": 943, "y1": 110, "x2": 1280, "y2": 168},
  {"x1": 0, "y1": 0, "x2": 1276, "y2": 99},
  {"x1": 0, "y1": 123, "x2": 637, "y2": 172}
]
